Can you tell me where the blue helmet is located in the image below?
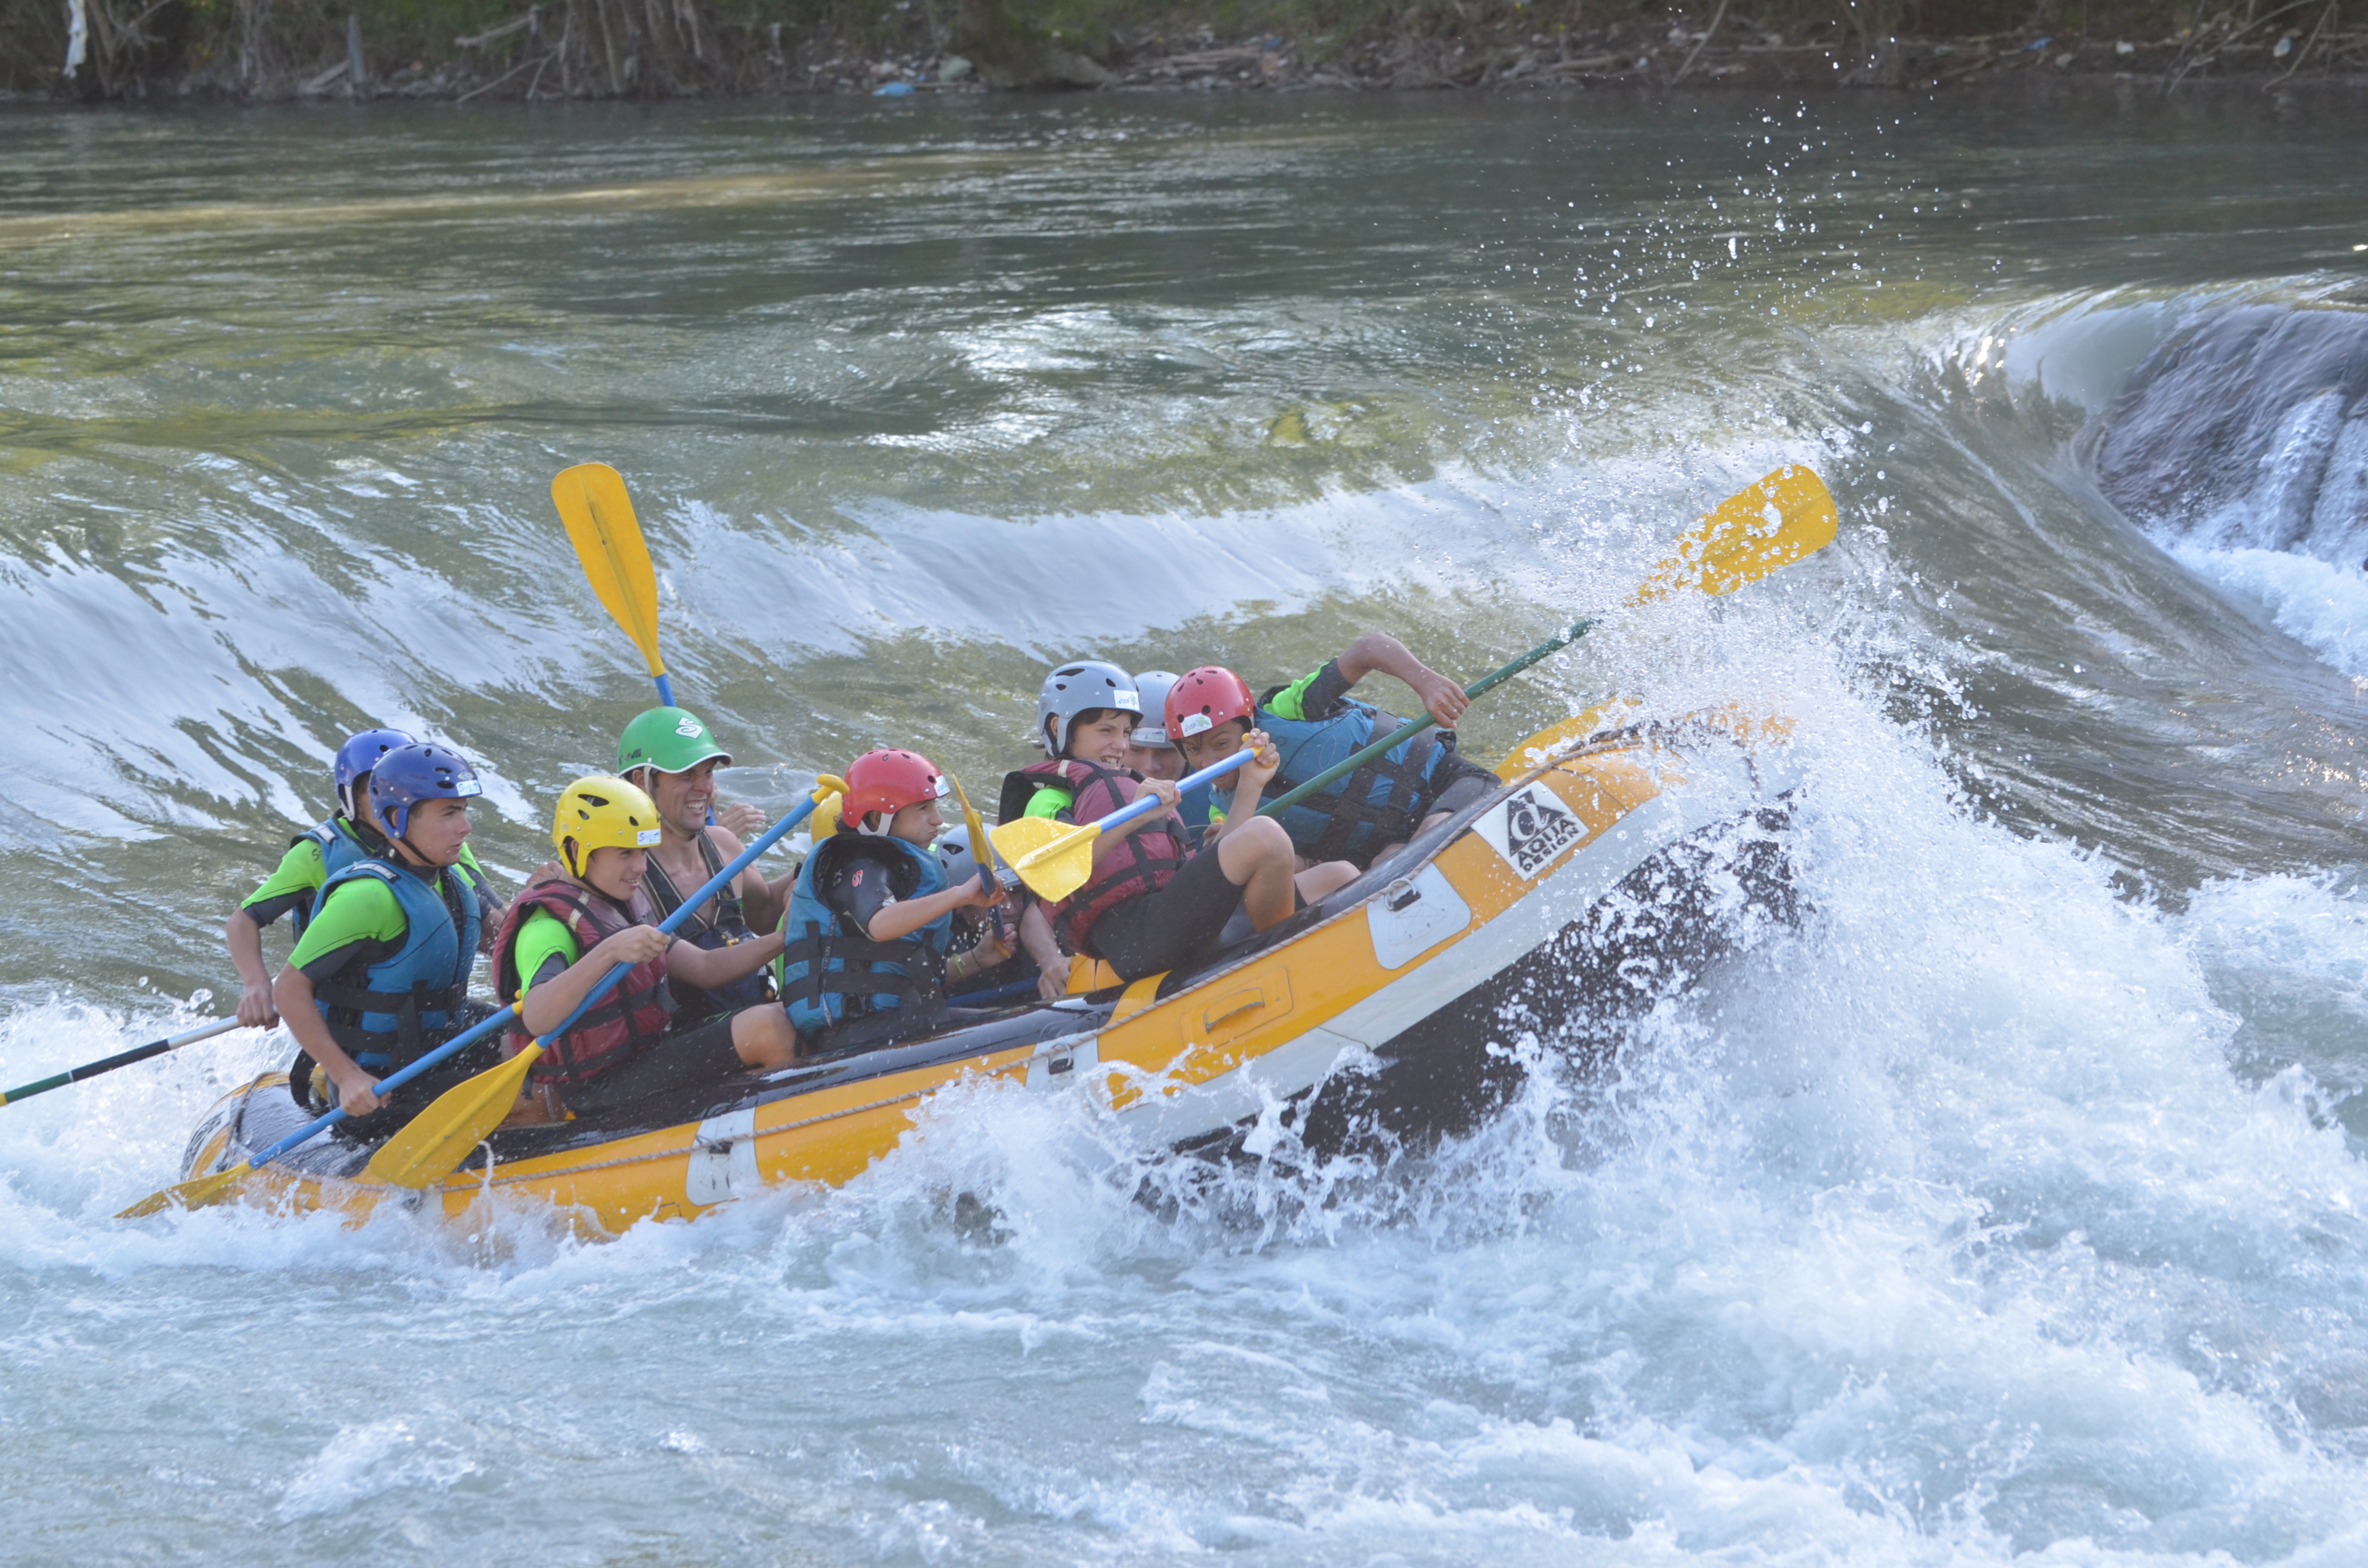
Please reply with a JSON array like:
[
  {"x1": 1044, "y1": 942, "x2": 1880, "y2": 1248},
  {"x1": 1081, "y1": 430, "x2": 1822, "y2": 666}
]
[
  {"x1": 333, "y1": 727, "x2": 415, "y2": 817},
  {"x1": 368, "y1": 743, "x2": 482, "y2": 838}
]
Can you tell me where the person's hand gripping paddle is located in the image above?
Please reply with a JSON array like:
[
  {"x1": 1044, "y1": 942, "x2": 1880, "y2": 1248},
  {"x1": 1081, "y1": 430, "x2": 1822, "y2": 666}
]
[
  {"x1": 1253, "y1": 464, "x2": 1840, "y2": 823},
  {"x1": 991, "y1": 749, "x2": 1258, "y2": 902},
  {"x1": 118, "y1": 780, "x2": 848, "y2": 1216},
  {"x1": 356, "y1": 776, "x2": 846, "y2": 1191},
  {"x1": 944, "y1": 774, "x2": 996, "y2": 894}
]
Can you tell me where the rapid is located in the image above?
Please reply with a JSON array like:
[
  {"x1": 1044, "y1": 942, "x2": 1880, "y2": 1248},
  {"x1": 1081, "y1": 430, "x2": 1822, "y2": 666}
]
[{"x1": 2, "y1": 86, "x2": 2366, "y2": 1564}]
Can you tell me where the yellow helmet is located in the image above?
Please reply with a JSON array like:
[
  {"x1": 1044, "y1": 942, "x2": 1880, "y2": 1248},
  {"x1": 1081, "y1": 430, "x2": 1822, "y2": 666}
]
[{"x1": 552, "y1": 775, "x2": 663, "y2": 876}]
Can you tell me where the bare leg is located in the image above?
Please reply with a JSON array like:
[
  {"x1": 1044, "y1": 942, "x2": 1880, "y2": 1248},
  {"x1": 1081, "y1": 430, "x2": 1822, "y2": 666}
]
[
  {"x1": 1215, "y1": 816, "x2": 1300, "y2": 930},
  {"x1": 1369, "y1": 810, "x2": 1458, "y2": 869},
  {"x1": 1295, "y1": 861, "x2": 1360, "y2": 903},
  {"x1": 731, "y1": 1003, "x2": 798, "y2": 1070}
]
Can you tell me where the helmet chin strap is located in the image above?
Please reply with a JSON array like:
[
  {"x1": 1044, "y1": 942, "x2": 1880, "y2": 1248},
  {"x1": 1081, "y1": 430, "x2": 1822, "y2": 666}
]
[
  {"x1": 393, "y1": 824, "x2": 435, "y2": 870},
  {"x1": 855, "y1": 810, "x2": 893, "y2": 837}
]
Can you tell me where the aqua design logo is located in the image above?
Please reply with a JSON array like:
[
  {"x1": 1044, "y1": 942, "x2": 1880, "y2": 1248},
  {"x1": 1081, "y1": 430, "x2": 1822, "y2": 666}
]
[{"x1": 1474, "y1": 783, "x2": 1583, "y2": 879}]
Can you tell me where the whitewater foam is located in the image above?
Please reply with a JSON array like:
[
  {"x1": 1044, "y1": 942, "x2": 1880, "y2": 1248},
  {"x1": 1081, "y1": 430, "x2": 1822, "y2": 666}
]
[{"x1": 2171, "y1": 543, "x2": 2368, "y2": 680}]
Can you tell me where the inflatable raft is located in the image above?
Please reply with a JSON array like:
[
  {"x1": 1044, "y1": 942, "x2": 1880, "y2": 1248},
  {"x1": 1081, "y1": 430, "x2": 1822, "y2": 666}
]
[{"x1": 174, "y1": 712, "x2": 1802, "y2": 1234}]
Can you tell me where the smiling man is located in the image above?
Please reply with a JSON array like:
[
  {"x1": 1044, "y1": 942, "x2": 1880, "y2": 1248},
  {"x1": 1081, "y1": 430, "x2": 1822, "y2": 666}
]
[{"x1": 616, "y1": 705, "x2": 791, "y2": 1027}]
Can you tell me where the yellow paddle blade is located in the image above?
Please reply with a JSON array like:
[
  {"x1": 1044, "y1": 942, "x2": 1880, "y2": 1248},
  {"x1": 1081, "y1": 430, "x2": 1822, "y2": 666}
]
[
  {"x1": 1630, "y1": 464, "x2": 1838, "y2": 605},
  {"x1": 116, "y1": 1159, "x2": 256, "y2": 1219},
  {"x1": 807, "y1": 773, "x2": 848, "y2": 840},
  {"x1": 552, "y1": 462, "x2": 666, "y2": 679},
  {"x1": 946, "y1": 775, "x2": 992, "y2": 874},
  {"x1": 988, "y1": 815, "x2": 1104, "y2": 902},
  {"x1": 363, "y1": 1046, "x2": 544, "y2": 1190}
]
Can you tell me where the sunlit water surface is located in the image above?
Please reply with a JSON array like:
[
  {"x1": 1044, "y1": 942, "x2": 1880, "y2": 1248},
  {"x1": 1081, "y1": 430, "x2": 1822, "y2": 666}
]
[{"x1": 3, "y1": 88, "x2": 2367, "y2": 1565}]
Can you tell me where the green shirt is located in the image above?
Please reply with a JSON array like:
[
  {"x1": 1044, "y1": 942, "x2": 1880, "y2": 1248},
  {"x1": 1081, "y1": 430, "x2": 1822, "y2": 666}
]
[
  {"x1": 1263, "y1": 666, "x2": 1327, "y2": 723},
  {"x1": 289, "y1": 872, "x2": 418, "y2": 976},
  {"x1": 242, "y1": 827, "x2": 487, "y2": 929},
  {"x1": 509, "y1": 908, "x2": 583, "y2": 1002},
  {"x1": 1023, "y1": 785, "x2": 1074, "y2": 821},
  {"x1": 285, "y1": 858, "x2": 486, "y2": 978},
  {"x1": 242, "y1": 834, "x2": 333, "y2": 922}
]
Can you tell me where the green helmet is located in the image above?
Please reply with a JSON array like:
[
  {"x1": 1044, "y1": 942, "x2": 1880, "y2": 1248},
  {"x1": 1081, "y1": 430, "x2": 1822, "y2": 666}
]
[{"x1": 617, "y1": 706, "x2": 734, "y2": 777}]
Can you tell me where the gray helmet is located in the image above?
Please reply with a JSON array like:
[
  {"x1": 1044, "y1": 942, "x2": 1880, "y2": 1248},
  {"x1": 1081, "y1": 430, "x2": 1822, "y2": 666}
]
[
  {"x1": 1129, "y1": 670, "x2": 1182, "y2": 748},
  {"x1": 1037, "y1": 659, "x2": 1141, "y2": 758},
  {"x1": 935, "y1": 824, "x2": 1017, "y2": 888}
]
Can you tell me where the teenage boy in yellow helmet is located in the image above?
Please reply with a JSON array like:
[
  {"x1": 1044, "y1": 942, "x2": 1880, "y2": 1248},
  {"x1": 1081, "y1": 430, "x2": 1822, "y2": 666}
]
[
  {"x1": 616, "y1": 706, "x2": 789, "y2": 1029},
  {"x1": 490, "y1": 775, "x2": 794, "y2": 1121}
]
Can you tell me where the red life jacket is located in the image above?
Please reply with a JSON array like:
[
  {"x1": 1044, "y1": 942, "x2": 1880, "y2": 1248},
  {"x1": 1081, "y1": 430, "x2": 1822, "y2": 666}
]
[
  {"x1": 491, "y1": 879, "x2": 675, "y2": 1086},
  {"x1": 1051, "y1": 761, "x2": 1191, "y2": 960}
]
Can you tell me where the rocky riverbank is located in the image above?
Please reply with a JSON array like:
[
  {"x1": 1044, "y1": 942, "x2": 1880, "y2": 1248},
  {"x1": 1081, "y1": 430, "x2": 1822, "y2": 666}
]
[{"x1": 7, "y1": 1, "x2": 2364, "y2": 103}]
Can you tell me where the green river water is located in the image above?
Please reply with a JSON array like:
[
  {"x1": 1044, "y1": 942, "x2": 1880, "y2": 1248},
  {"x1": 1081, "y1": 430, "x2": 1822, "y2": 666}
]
[{"x1": 3, "y1": 86, "x2": 2368, "y2": 1567}]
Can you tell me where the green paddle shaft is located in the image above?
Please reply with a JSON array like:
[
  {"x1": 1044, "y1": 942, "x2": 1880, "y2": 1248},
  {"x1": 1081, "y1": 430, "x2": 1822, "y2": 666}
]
[
  {"x1": 0, "y1": 1018, "x2": 242, "y2": 1109},
  {"x1": 1254, "y1": 618, "x2": 1595, "y2": 821}
]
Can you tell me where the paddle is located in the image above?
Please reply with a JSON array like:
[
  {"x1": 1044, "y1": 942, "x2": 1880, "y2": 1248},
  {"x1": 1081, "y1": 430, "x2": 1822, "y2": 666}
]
[
  {"x1": 991, "y1": 749, "x2": 1258, "y2": 902},
  {"x1": 117, "y1": 778, "x2": 844, "y2": 1217},
  {"x1": 944, "y1": 770, "x2": 1019, "y2": 970},
  {"x1": 554, "y1": 461, "x2": 677, "y2": 708},
  {"x1": 945, "y1": 774, "x2": 996, "y2": 893},
  {"x1": 359, "y1": 774, "x2": 844, "y2": 1190},
  {"x1": 1256, "y1": 465, "x2": 1837, "y2": 822},
  {"x1": 1, "y1": 1018, "x2": 242, "y2": 1109}
]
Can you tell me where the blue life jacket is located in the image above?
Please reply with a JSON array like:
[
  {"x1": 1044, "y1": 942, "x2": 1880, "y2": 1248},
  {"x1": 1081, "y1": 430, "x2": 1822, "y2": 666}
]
[
  {"x1": 777, "y1": 834, "x2": 953, "y2": 1036},
  {"x1": 289, "y1": 816, "x2": 375, "y2": 938},
  {"x1": 310, "y1": 858, "x2": 481, "y2": 1072},
  {"x1": 1177, "y1": 777, "x2": 1215, "y2": 849},
  {"x1": 1256, "y1": 691, "x2": 1452, "y2": 867}
]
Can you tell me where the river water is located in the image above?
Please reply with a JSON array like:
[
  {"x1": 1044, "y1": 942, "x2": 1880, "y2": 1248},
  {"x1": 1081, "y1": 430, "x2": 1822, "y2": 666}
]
[{"x1": 3, "y1": 87, "x2": 2367, "y2": 1564}]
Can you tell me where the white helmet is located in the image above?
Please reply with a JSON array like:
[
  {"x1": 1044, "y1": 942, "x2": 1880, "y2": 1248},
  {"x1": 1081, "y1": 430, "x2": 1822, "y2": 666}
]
[
  {"x1": 934, "y1": 824, "x2": 1017, "y2": 888},
  {"x1": 1129, "y1": 671, "x2": 1183, "y2": 748},
  {"x1": 1036, "y1": 659, "x2": 1140, "y2": 758}
]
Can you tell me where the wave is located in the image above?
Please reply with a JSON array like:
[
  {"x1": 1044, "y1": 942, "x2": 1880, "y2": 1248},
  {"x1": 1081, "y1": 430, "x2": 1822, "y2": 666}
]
[{"x1": 2089, "y1": 302, "x2": 2368, "y2": 675}]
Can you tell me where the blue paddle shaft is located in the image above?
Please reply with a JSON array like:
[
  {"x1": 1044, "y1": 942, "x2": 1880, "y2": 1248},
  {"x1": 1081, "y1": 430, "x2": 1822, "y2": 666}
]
[
  {"x1": 1088, "y1": 747, "x2": 1254, "y2": 837},
  {"x1": 247, "y1": 790, "x2": 825, "y2": 1171}
]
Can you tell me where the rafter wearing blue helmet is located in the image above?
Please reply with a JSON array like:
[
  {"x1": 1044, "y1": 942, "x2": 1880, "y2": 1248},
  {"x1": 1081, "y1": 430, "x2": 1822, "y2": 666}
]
[
  {"x1": 228, "y1": 726, "x2": 435, "y2": 1031},
  {"x1": 273, "y1": 743, "x2": 502, "y2": 1138}
]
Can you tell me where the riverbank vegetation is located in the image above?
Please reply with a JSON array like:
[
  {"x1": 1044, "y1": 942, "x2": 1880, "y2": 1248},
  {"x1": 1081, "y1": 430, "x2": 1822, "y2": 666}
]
[{"x1": 7, "y1": 0, "x2": 2362, "y2": 101}]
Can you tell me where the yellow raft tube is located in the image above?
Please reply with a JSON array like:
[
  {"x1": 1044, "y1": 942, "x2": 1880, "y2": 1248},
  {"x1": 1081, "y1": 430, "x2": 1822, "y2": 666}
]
[{"x1": 174, "y1": 714, "x2": 1802, "y2": 1234}]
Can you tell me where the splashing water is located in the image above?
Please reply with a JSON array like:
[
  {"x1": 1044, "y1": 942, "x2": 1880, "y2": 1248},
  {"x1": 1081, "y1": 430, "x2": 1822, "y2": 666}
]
[{"x1": 2, "y1": 92, "x2": 2366, "y2": 1564}]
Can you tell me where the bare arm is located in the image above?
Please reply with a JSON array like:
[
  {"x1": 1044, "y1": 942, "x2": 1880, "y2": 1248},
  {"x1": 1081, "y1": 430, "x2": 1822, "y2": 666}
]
[
  {"x1": 739, "y1": 869, "x2": 788, "y2": 936},
  {"x1": 1209, "y1": 731, "x2": 1282, "y2": 843},
  {"x1": 519, "y1": 924, "x2": 672, "y2": 1037},
  {"x1": 1335, "y1": 633, "x2": 1468, "y2": 729},
  {"x1": 225, "y1": 910, "x2": 280, "y2": 1028},
  {"x1": 946, "y1": 912, "x2": 1015, "y2": 985},
  {"x1": 666, "y1": 926, "x2": 787, "y2": 989},
  {"x1": 275, "y1": 965, "x2": 381, "y2": 1115},
  {"x1": 707, "y1": 825, "x2": 789, "y2": 935},
  {"x1": 1019, "y1": 901, "x2": 1070, "y2": 1000},
  {"x1": 475, "y1": 894, "x2": 506, "y2": 955},
  {"x1": 862, "y1": 876, "x2": 1000, "y2": 944}
]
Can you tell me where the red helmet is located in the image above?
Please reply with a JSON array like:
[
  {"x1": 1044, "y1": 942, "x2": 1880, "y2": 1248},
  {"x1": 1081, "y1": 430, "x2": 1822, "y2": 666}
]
[
  {"x1": 1166, "y1": 667, "x2": 1256, "y2": 740},
  {"x1": 842, "y1": 749, "x2": 946, "y2": 828}
]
